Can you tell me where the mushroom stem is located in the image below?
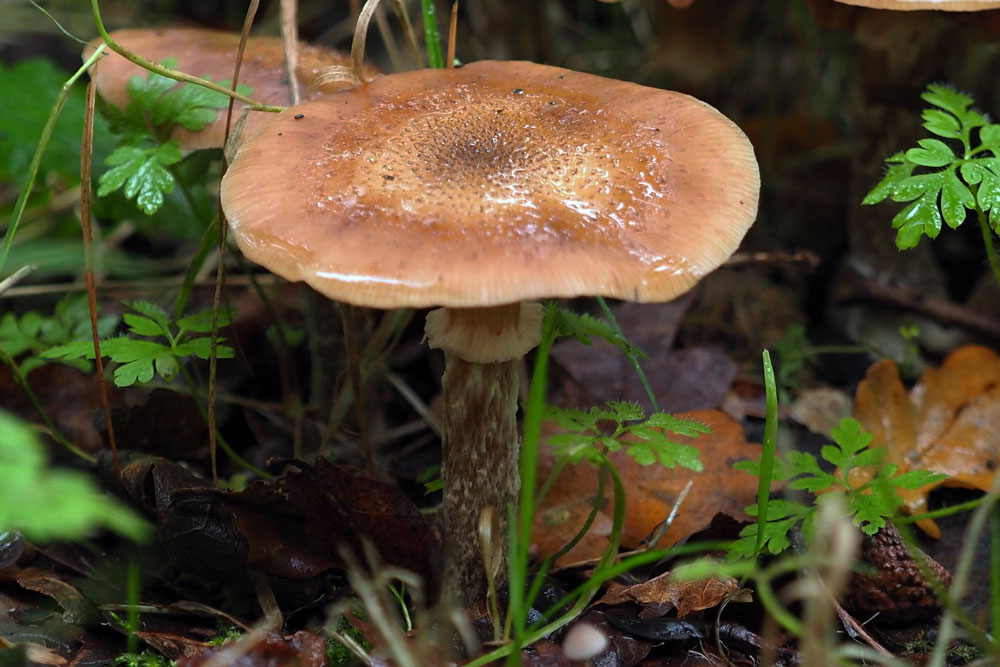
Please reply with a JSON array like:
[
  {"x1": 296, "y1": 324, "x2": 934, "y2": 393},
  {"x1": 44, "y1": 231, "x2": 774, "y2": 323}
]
[
  {"x1": 439, "y1": 353, "x2": 520, "y2": 602},
  {"x1": 425, "y1": 303, "x2": 544, "y2": 603}
]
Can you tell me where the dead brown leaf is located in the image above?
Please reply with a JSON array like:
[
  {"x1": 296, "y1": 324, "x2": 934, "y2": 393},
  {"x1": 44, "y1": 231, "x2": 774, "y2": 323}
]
[
  {"x1": 852, "y1": 345, "x2": 1000, "y2": 538},
  {"x1": 532, "y1": 410, "x2": 763, "y2": 565},
  {"x1": 597, "y1": 571, "x2": 750, "y2": 617}
]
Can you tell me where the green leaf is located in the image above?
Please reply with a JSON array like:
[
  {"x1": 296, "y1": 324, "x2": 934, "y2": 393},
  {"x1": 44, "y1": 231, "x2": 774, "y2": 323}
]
[
  {"x1": 154, "y1": 78, "x2": 253, "y2": 130},
  {"x1": 176, "y1": 307, "x2": 232, "y2": 333},
  {"x1": 179, "y1": 337, "x2": 234, "y2": 360},
  {"x1": 644, "y1": 412, "x2": 712, "y2": 436},
  {"x1": 0, "y1": 59, "x2": 114, "y2": 182},
  {"x1": 980, "y1": 124, "x2": 1000, "y2": 149},
  {"x1": 126, "y1": 58, "x2": 180, "y2": 113},
  {"x1": 97, "y1": 142, "x2": 180, "y2": 216},
  {"x1": 863, "y1": 155, "x2": 915, "y2": 205},
  {"x1": 890, "y1": 469, "x2": 948, "y2": 489},
  {"x1": 154, "y1": 355, "x2": 178, "y2": 381},
  {"x1": 961, "y1": 161, "x2": 982, "y2": 184},
  {"x1": 892, "y1": 191, "x2": 942, "y2": 249},
  {"x1": 605, "y1": 400, "x2": 644, "y2": 423},
  {"x1": 0, "y1": 410, "x2": 150, "y2": 542},
  {"x1": 624, "y1": 436, "x2": 703, "y2": 471},
  {"x1": 122, "y1": 313, "x2": 166, "y2": 337},
  {"x1": 831, "y1": 417, "x2": 872, "y2": 453},
  {"x1": 124, "y1": 300, "x2": 170, "y2": 325},
  {"x1": 977, "y1": 166, "x2": 1000, "y2": 212},
  {"x1": 550, "y1": 305, "x2": 648, "y2": 360},
  {"x1": 891, "y1": 172, "x2": 945, "y2": 203},
  {"x1": 921, "y1": 109, "x2": 961, "y2": 139},
  {"x1": 921, "y1": 85, "x2": 973, "y2": 121},
  {"x1": 940, "y1": 169, "x2": 974, "y2": 228},
  {"x1": 905, "y1": 138, "x2": 955, "y2": 168}
]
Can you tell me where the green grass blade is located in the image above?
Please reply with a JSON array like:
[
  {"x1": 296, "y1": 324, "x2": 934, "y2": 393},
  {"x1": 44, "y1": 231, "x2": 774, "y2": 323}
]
[
  {"x1": 752, "y1": 349, "x2": 779, "y2": 559},
  {"x1": 420, "y1": 0, "x2": 444, "y2": 68}
]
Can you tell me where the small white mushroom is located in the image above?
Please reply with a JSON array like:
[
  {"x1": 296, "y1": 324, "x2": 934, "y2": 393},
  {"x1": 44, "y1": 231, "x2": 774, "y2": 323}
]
[{"x1": 562, "y1": 622, "x2": 609, "y2": 662}]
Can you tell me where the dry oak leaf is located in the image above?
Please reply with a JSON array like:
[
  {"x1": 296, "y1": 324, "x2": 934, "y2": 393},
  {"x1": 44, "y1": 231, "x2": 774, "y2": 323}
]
[
  {"x1": 852, "y1": 345, "x2": 1000, "y2": 538},
  {"x1": 532, "y1": 410, "x2": 763, "y2": 565},
  {"x1": 597, "y1": 571, "x2": 751, "y2": 617}
]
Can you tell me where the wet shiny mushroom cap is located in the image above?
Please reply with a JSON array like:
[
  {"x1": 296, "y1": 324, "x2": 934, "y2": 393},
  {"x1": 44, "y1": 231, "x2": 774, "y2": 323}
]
[
  {"x1": 220, "y1": 60, "x2": 760, "y2": 308},
  {"x1": 835, "y1": 0, "x2": 1000, "y2": 9},
  {"x1": 84, "y1": 28, "x2": 365, "y2": 150}
]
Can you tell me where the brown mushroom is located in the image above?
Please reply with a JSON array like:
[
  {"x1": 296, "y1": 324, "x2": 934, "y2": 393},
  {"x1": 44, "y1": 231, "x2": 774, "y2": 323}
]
[
  {"x1": 220, "y1": 60, "x2": 759, "y2": 603},
  {"x1": 83, "y1": 27, "x2": 371, "y2": 150}
]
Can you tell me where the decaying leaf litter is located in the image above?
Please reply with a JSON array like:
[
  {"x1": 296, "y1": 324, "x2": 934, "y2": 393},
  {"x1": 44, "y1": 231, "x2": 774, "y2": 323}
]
[{"x1": 2, "y1": 0, "x2": 1000, "y2": 665}]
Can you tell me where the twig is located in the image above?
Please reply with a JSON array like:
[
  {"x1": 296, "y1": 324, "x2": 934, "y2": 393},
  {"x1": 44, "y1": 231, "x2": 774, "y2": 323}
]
[
  {"x1": 447, "y1": 2, "x2": 458, "y2": 67},
  {"x1": 837, "y1": 277, "x2": 1000, "y2": 340},
  {"x1": 81, "y1": 73, "x2": 120, "y2": 478},
  {"x1": 0, "y1": 266, "x2": 34, "y2": 297}
]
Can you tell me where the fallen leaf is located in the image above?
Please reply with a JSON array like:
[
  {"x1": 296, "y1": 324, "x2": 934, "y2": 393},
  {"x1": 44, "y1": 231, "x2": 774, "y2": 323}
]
[
  {"x1": 174, "y1": 630, "x2": 327, "y2": 667},
  {"x1": 852, "y1": 345, "x2": 1000, "y2": 537},
  {"x1": 597, "y1": 571, "x2": 750, "y2": 618},
  {"x1": 532, "y1": 410, "x2": 763, "y2": 565}
]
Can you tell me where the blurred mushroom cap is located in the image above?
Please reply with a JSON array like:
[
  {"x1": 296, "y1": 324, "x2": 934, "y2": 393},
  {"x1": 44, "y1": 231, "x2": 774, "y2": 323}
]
[
  {"x1": 835, "y1": 0, "x2": 1000, "y2": 9},
  {"x1": 221, "y1": 60, "x2": 760, "y2": 309},
  {"x1": 84, "y1": 27, "x2": 369, "y2": 150}
]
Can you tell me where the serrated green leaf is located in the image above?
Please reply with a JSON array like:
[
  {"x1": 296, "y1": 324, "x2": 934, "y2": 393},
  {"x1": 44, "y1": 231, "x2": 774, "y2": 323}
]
[
  {"x1": 154, "y1": 355, "x2": 178, "y2": 381},
  {"x1": 922, "y1": 85, "x2": 973, "y2": 121},
  {"x1": 863, "y1": 155, "x2": 915, "y2": 205},
  {"x1": 180, "y1": 337, "x2": 234, "y2": 360},
  {"x1": 41, "y1": 339, "x2": 98, "y2": 361},
  {"x1": 113, "y1": 358, "x2": 155, "y2": 387},
  {"x1": 644, "y1": 412, "x2": 712, "y2": 436},
  {"x1": 606, "y1": 400, "x2": 644, "y2": 422},
  {"x1": 966, "y1": 109, "x2": 989, "y2": 131},
  {"x1": 177, "y1": 308, "x2": 232, "y2": 333},
  {"x1": 124, "y1": 300, "x2": 170, "y2": 327},
  {"x1": 550, "y1": 305, "x2": 648, "y2": 360},
  {"x1": 831, "y1": 417, "x2": 873, "y2": 453},
  {"x1": 941, "y1": 169, "x2": 974, "y2": 228},
  {"x1": 97, "y1": 145, "x2": 150, "y2": 197},
  {"x1": 542, "y1": 405, "x2": 594, "y2": 432},
  {"x1": 981, "y1": 124, "x2": 1000, "y2": 149},
  {"x1": 155, "y1": 140, "x2": 183, "y2": 166},
  {"x1": 155, "y1": 79, "x2": 253, "y2": 130},
  {"x1": 820, "y1": 443, "x2": 847, "y2": 469},
  {"x1": 98, "y1": 144, "x2": 177, "y2": 215},
  {"x1": 625, "y1": 438, "x2": 702, "y2": 471},
  {"x1": 130, "y1": 155, "x2": 175, "y2": 215},
  {"x1": 961, "y1": 162, "x2": 982, "y2": 184},
  {"x1": 921, "y1": 108, "x2": 961, "y2": 139},
  {"x1": 892, "y1": 192, "x2": 942, "y2": 249},
  {"x1": 891, "y1": 469, "x2": 948, "y2": 489},
  {"x1": 978, "y1": 167, "x2": 1000, "y2": 212},
  {"x1": 849, "y1": 448, "x2": 887, "y2": 469},
  {"x1": 787, "y1": 474, "x2": 836, "y2": 493},
  {"x1": 126, "y1": 59, "x2": 179, "y2": 114},
  {"x1": 890, "y1": 172, "x2": 944, "y2": 203},
  {"x1": 122, "y1": 313, "x2": 166, "y2": 337},
  {"x1": 905, "y1": 138, "x2": 955, "y2": 168}
]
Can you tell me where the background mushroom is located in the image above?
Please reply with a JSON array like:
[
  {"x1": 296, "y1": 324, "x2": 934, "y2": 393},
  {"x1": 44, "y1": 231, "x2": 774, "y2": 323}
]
[
  {"x1": 220, "y1": 60, "x2": 759, "y2": 603},
  {"x1": 834, "y1": 0, "x2": 1000, "y2": 9},
  {"x1": 83, "y1": 27, "x2": 370, "y2": 150}
]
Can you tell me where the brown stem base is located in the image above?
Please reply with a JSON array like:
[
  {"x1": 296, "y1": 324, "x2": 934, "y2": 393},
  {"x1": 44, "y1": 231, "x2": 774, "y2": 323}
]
[{"x1": 440, "y1": 355, "x2": 520, "y2": 604}]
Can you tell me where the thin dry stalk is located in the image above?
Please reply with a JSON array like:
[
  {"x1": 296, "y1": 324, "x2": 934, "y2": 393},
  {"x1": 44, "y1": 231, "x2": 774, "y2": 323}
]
[
  {"x1": 81, "y1": 75, "x2": 120, "y2": 478},
  {"x1": 280, "y1": 0, "x2": 301, "y2": 105},
  {"x1": 210, "y1": 0, "x2": 260, "y2": 487},
  {"x1": 447, "y1": 2, "x2": 458, "y2": 67}
]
